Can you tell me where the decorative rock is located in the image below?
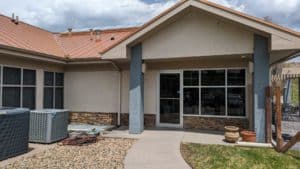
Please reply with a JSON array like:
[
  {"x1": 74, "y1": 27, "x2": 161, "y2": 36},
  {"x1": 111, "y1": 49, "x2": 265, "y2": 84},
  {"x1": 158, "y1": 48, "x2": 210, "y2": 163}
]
[{"x1": 3, "y1": 138, "x2": 135, "y2": 169}]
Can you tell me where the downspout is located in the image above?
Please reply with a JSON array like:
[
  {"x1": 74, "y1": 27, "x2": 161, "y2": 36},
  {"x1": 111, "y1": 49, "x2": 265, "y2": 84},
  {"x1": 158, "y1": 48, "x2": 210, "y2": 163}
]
[{"x1": 107, "y1": 61, "x2": 122, "y2": 127}]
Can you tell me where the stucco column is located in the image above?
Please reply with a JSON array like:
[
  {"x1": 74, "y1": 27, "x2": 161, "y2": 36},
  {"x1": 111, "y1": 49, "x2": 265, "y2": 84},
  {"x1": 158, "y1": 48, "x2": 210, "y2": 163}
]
[
  {"x1": 299, "y1": 77, "x2": 300, "y2": 107},
  {"x1": 253, "y1": 34, "x2": 270, "y2": 143},
  {"x1": 35, "y1": 69, "x2": 44, "y2": 110},
  {"x1": 129, "y1": 43, "x2": 144, "y2": 134}
]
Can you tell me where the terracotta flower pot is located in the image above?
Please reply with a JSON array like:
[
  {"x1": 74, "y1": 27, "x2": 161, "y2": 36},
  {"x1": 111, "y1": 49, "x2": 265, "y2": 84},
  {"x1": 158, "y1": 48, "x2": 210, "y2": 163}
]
[
  {"x1": 240, "y1": 131, "x2": 256, "y2": 142},
  {"x1": 224, "y1": 126, "x2": 240, "y2": 143}
]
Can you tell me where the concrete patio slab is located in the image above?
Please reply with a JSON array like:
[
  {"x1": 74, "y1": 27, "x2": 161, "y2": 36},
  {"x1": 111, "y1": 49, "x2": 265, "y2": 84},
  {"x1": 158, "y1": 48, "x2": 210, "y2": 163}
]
[{"x1": 182, "y1": 130, "x2": 230, "y2": 145}]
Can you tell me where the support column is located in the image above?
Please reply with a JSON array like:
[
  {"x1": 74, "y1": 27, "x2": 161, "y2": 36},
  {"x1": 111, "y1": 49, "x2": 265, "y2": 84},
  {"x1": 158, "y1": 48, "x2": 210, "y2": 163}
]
[
  {"x1": 129, "y1": 43, "x2": 144, "y2": 134},
  {"x1": 36, "y1": 69, "x2": 44, "y2": 109},
  {"x1": 253, "y1": 34, "x2": 269, "y2": 143},
  {"x1": 298, "y1": 77, "x2": 300, "y2": 107}
]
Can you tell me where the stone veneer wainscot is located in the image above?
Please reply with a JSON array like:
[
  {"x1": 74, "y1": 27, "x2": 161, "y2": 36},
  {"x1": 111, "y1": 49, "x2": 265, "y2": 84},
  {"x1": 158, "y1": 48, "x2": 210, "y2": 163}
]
[
  {"x1": 183, "y1": 116, "x2": 249, "y2": 131},
  {"x1": 121, "y1": 113, "x2": 156, "y2": 127},
  {"x1": 69, "y1": 112, "x2": 117, "y2": 126}
]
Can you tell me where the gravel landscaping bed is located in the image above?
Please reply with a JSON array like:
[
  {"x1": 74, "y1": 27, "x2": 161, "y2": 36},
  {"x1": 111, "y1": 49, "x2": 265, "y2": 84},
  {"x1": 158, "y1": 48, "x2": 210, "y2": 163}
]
[{"x1": 2, "y1": 137, "x2": 135, "y2": 169}]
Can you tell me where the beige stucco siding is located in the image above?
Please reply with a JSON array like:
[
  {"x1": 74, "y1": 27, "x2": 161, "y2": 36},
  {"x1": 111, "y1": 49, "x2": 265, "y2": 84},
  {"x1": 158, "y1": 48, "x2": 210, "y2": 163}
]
[
  {"x1": 143, "y1": 9, "x2": 253, "y2": 59},
  {"x1": 121, "y1": 70, "x2": 130, "y2": 114},
  {"x1": 120, "y1": 70, "x2": 159, "y2": 115},
  {"x1": 64, "y1": 71, "x2": 119, "y2": 112},
  {"x1": 144, "y1": 70, "x2": 159, "y2": 115}
]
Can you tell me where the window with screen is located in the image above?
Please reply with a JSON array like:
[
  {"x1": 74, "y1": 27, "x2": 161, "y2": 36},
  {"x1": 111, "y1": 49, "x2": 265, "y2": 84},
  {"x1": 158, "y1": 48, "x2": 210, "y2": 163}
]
[
  {"x1": 43, "y1": 72, "x2": 64, "y2": 109},
  {"x1": 1, "y1": 66, "x2": 36, "y2": 109}
]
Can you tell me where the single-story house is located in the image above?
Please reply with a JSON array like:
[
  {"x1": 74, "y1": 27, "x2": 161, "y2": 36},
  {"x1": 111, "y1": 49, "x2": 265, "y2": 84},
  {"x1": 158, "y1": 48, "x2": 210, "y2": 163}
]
[{"x1": 0, "y1": 0, "x2": 300, "y2": 143}]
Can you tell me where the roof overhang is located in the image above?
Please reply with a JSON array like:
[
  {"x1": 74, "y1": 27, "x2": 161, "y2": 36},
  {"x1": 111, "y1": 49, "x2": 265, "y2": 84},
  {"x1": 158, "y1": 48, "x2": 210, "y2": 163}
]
[
  {"x1": 101, "y1": 0, "x2": 300, "y2": 60},
  {"x1": 0, "y1": 44, "x2": 67, "y2": 64}
]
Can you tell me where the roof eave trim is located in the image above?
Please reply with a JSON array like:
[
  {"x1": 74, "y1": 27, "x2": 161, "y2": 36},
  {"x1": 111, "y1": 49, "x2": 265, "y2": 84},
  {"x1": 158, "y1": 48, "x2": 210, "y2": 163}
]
[{"x1": 0, "y1": 44, "x2": 67, "y2": 64}]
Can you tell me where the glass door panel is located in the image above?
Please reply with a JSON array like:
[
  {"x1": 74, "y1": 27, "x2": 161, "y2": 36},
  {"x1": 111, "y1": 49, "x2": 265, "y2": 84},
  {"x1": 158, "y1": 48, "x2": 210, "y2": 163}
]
[{"x1": 159, "y1": 73, "x2": 180, "y2": 124}]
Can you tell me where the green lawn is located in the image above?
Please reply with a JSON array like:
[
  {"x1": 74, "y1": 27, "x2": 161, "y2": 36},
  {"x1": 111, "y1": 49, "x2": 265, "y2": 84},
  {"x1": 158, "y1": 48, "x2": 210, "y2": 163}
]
[
  {"x1": 291, "y1": 78, "x2": 299, "y2": 105},
  {"x1": 181, "y1": 143, "x2": 300, "y2": 169}
]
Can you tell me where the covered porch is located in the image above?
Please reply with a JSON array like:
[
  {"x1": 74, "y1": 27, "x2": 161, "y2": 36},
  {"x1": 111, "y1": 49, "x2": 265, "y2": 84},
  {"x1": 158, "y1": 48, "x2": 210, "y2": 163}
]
[
  {"x1": 101, "y1": 0, "x2": 300, "y2": 143},
  {"x1": 128, "y1": 36, "x2": 268, "y2": 143}
]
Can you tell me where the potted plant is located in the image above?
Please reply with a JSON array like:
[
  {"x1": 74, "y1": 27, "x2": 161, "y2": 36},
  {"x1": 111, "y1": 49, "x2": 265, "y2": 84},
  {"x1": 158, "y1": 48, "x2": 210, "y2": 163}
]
[
  {"x1": 224, "y1": 126, "x2": 240, "y2": 143},
  {"x1": 240, "y1": 130, "x2": 256, "y2": 142}
]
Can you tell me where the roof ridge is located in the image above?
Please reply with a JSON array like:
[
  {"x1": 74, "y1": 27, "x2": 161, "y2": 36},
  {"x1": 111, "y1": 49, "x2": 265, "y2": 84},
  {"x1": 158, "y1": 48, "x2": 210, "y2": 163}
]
[
  {"x1": 0, "y1": 13, "x2": 55, "y2": 34},
  {"x1": 57, "y1": 26, "x2": 140, "y2": 36},
  {"x1": 52, "y1": 35, "x2": 68, "y2": 57}
]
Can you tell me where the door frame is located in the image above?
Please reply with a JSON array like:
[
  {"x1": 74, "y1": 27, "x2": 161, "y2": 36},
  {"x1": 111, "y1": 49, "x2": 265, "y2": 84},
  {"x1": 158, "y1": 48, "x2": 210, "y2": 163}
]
[{"x1": 156, "y1": 70, "x2": 183, "y2": 128}]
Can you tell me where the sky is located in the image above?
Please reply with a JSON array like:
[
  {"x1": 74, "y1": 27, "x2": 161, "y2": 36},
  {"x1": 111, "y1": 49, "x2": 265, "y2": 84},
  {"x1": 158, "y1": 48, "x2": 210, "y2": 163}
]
[
  {"x1": 0, "y1": 0, "x2": 299, "y2": 32},
  {"x1": 0, "y1": 0, "x2": 299, "y2": 61}
]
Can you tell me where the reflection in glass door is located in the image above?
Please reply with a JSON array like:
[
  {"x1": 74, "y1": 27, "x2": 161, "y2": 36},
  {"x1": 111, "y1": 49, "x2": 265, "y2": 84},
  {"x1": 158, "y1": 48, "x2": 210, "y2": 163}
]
[{"x1": 159, "y1": 73, "x2": 181, "y2": 125}]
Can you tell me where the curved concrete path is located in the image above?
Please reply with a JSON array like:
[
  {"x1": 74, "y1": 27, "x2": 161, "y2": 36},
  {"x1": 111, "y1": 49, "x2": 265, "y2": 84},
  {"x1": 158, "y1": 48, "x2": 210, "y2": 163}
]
[{"x1": 124, "y1": 129, "x2": 191, "y2": 169}]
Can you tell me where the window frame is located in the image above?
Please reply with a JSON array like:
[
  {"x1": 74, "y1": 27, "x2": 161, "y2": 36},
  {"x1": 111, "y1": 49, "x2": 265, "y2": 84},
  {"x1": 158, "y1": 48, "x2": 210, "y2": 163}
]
[
  {"x1": 43, "y1": 71, "x2": 64, "y2": 109},
  {"x1": 182, "y1": 67, "x2": 247, "y2": 118},
  {"x1": 0, "y1": 65, "x2": 36, "y2": 109}
]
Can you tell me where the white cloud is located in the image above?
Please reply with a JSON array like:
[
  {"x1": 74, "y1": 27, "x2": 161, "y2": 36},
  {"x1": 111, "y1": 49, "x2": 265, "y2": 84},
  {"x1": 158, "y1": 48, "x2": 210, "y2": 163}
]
[
  {"x1": 0, "y1": 0, "x2": 299, "y2": 32},
  {"x1": 209, "y1": 0, "x2": 300, "y2": 31},
  {"x1": 0, "y1": 0, "x2": 177, "y2": 32}
]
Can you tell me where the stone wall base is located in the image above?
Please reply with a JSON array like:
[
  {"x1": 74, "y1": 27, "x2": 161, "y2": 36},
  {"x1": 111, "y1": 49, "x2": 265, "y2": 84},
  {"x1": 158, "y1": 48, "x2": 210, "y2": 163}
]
[
  {"x1": 69, "y1": 112, "x2": 117, "y2": 126},
  {"x1": 120, "y1": 113, "x2": 156, "y2": 127},
  {"x1": 69, "y1": 112, "x2": 248, "y2": 131},
  {"x1": 183, "y1": 116, "x2": 249, "y2": 131}
]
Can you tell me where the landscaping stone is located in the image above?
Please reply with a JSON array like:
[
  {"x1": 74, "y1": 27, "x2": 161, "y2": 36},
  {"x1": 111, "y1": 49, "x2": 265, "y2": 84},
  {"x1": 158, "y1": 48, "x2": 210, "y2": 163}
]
[{"x1": 3, "y1": 138, "x2": 135, "y2": 169}]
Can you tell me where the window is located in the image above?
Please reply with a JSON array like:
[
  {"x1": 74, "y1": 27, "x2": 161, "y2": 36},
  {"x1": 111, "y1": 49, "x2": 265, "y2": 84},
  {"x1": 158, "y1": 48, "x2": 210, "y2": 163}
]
[
  {"x1": 201, "y1": 88, "x2": 225, "y2": 115},
  {"x1": 43, "y1": 72, "x2": 64, "y2": 109},
  {"x1": 1, "y1": 66, "x2": 36, "y2": 109},
  {"x1": 183, "y1": 69, "x2": 246, "y2": 117},
  {"x1": 201, "y1": 70, "x2": 225, "y2": 86},
  {"x1": 184, "y1": 71, "x2": 199, "y2": 86},
  {"x1": 183, "y1": 71, "x2": 199, "y2": 115},
  {"x1": 184, "y1": 88, "x2": 199, "y2": 114},
  {"x1": 227, "y1": 69, "x2": 246, "y2": 116}
]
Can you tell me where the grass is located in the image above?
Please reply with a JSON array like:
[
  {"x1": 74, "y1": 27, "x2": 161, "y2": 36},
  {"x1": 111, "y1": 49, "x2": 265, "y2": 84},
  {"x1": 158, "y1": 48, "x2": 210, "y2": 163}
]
[
  {"x1": 291, "y1": 78, "x2": 299, "y2": 105},
  {"x1": 181, "y1": 143, "x2": 300, "y2": 169}
]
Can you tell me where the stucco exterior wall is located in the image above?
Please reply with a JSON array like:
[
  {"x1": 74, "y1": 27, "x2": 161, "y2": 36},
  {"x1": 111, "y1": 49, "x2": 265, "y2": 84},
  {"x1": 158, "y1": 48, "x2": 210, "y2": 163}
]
[
  {"x1": 142, "y1": 10, "x2": 254, "y2": 59},
  {"x1": 120, "y1": 70, "x2": 158, "y2": 115},
  {"x1": 64, "y1": 70, "x2": 119, "y2": 113}
]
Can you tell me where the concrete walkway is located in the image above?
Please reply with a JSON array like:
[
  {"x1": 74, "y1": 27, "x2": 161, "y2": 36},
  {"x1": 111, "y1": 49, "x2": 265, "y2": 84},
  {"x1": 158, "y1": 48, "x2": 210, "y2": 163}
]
[
  {"x1": 123, "y1": 129, "x2": 191, "y2": 169},
  {"x1": 104, "y1": 127, "x2": 229, "y2": 169}
]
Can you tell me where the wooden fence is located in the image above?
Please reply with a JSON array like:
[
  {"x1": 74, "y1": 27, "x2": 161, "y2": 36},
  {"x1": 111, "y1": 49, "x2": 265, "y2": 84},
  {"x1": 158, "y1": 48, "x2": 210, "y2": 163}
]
[{"x1": 266, "y1": 86, "x2": 300, "y2": 153}]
